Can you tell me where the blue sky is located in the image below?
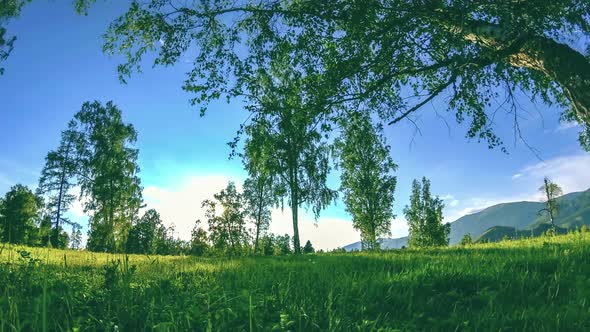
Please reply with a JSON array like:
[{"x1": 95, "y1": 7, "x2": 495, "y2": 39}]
[{"x1": 1, "y1": 1, "x2": 589, "y2": 249}]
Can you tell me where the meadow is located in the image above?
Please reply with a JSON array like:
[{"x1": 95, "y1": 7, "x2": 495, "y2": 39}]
[{"x1": 1, "y1": 232, "x2": 590, "y2": 331}]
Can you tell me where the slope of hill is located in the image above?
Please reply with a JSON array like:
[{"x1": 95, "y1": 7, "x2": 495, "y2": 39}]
[
  {"x1": 343, "y1": 188, "x2": 590, "y2": 250},
  {"x1": 476, "y1": 224, "x2": 569, "y2": 243},
  {"x1": 532, "y1": 189, "x2": 590, "y2": 228},
  {"x1": 449, "y1": 201, "x2": 542, "y2": 244},
  {"x1": 451, "y1": 189, "x2": 590, "y2": 244}
]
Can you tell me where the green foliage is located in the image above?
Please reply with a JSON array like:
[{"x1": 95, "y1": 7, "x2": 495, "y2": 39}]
[
  {"x1": 73, "y1": 101, "x2": 143, "y2": 253},
  {"x1": 126, "y1": 209, "x2": 165, "y2": 254},
  {"x1": 273, "y1": 234, "x2": 292, "y2": 255},
  {"x1": 460, "y1": 233, "x2": 473, "y2": 246},
  {"x1": 0, "y1": 0, "x2": 30, "y2": 75},
  {"x1": 35, "y1": 214, "x2": 52, "y2": 247},
  {"x1": 149, "y1": 223, "x2": 188, "y2": 256},
  {"x1": 240, "y1": 54, "x2": 337, "y2": 253},
  {"x1": 203, "y1": 182, "x2": 248, "y2": 255},
  {"x1": 242, "y1": 171, "x2": 275, "y2": 254},
  {"x1": 338, "y1": 111, "x2": 397, "y2": 250},
  {"x1": 0, "y1": 184, "x2": 41, "y2": 244},
  {"x1": 254, "y1": 233, "x2": 296, "y2": 256},
  {"x1": 189, "y1": 219, "x2": 209, "y2": 256},
  {"x1": 97, "y1": 0, "x2": 590, "y2": 151},
  {"x1": 404, "y1": 178, "x2": 450, "y2": 248},
  {"x1": 37, "y1": 120, "x2": 81, "y2": 247},
  {"x1": 70, "y1": 224, "x2": 82, "y2": 250},
  {"x1": 302, "y1": 240, "x2": 315, "y2": 254}
]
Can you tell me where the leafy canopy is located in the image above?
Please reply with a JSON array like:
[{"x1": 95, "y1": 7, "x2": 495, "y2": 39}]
[
  {"x1": 87, "y1": 0, "x2": 590, "y2": 151},
  {"x1": 74, "y1": 101, "x2": 143, "y2": 253},
  {"x1": 0, "y1": 184, "x2": 41, "y2": 244}
]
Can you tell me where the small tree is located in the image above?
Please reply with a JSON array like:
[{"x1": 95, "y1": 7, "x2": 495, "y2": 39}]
[
  {"x1": 338, "y1": 111, "x2": 397, "y2": 250},
  {"x1": 538, "y1": 177, "x2": 563, "y2": 228},
  {"x1": 259, "y1": 234, "x2": 276, "y2": 256},
  {"x1": 459, "y1": 233, "x2": 473, "y2": 246},
  {"x1": 189, "y1": 219, "x2": 209, "y2": 256},
  {"x1": 37, "y1": 120, "x2": 82, "y2": 248},
  {"x1": 203, "y1": 182, "x2": 248, "y2": 255},
  {"x1": 126, "y1": 209, "x2": 163, "y2": 254},
  {"x1": 242, "y1": 171, "x2": 275, "y2": 254},
  {"x1": 70, "y1": 224, "x2": 82, "y2": 249},
  {"x1": 404, "y1": 178, "x2": 450, "y2": 248},
  {"x1": 0, "y1": 184, "x2": 41, "y2": 244},
  {"x1": 274, "y1": 234, "x2": 292, "y2": 255},
  {"x1": 303, "y1": 240, "x2": 315, "y2": 254}
]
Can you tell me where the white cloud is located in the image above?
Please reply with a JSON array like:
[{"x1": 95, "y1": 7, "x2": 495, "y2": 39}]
[
  {"x1": 143, "y1": 174, "x2": 241, "y2": 240},
  {"x1": 556, "y1": 121, "x2": 579, "y2": 131},
  {"x1": 268, "y1": 208, "x2": 411, "y2": 250},
  {"x1": 140, "y1": 172, "x2": 366, "y2": 250},
  {"x1": 511, "y1": 173, "x2": 522, "y2": 179},
  {"x1": 268, "y1": 208, "x2": 360, "y2": 251},
  {"x1": 68, "y1": 187, "x2": 88, "y2": 218},
  {"x1": 390, "y1": 217, "x2": 409, "y2": 238},
  {"x1": 515, "y1": 153, "x2": 590, "y2": 194},
  {"x1": 440, "y1": 194, "x2": 459, "y2": 209}
]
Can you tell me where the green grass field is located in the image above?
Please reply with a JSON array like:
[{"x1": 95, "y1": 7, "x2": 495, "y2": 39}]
[{"x1": 1, "y1": 232, "x2": 590, "y2": 331}]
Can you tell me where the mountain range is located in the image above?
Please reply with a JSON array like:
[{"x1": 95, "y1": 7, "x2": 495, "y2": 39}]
[{"x1": 343, "y1": 188, "x2": 590, "y2": 251}]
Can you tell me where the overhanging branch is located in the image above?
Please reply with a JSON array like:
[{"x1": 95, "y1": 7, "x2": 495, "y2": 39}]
[{"x1": 387, "y1": 73, "x2": 457, "y2": 125}]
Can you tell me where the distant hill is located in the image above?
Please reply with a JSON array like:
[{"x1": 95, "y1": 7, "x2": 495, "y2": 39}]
[
  {"x1": 343, "y1": 188, "x2": 590, "y2": 250},
  {"x1": 448, "y1": 201, "x2": 542, "y2": 244},
  {"x1": 342, "y1": 237, "x2": 408, "y2": 251},
  {"x1": 476, "y1": 224, "x2": 569, "y2": 243},
  {"x1": 531, "y1": 189, "x2": 590, "y2": 229},
  {"x1": 449, "y1": 188, "x2": 589, "y2": 244}
]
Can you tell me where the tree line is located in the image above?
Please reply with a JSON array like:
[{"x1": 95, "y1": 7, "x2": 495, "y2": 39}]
[
  {"x1": 2, "y1": 97, "x2": 563, "y2": 253},
  {"x1": 6, "y1": 0, "x2": 583, "y2": 254},
  {"x1": 0, "y1": 98, "x2": 454, "y2": 254}
]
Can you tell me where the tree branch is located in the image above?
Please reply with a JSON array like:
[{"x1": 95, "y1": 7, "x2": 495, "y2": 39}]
[{"x1": 388, "y1": 74, "x2": 457, "y2": 125}]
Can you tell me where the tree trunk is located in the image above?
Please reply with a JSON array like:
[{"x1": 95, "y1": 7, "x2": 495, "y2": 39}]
[
  {"x1": 508, "y1": 37, "x2": 590, "y2": 125},
  {"x1": 290, "y1": 167, "x2": 301, "y2": 254},
  {"x1": 53, "y1": 169, "x2": 65, "y2": 247},
  {"x1": 450, "y1": 19, "x2": 590, "y2": 125},
  {"x1": 289, "y1": 149, "x2": 301, "y2": 254},
  {"x1": 291, "y1": 195, "x2": 300, "y2": 254},
  {"x1": 254, "y1": 204, "x2": 262, "y2": 254},
  {"x1": 544, "y1": 178, "x2": 555, "y2": 228}
]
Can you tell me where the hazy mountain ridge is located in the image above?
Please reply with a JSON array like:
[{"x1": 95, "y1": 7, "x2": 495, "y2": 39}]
[
  {"x1": 475, "y1": 224, "x2": 569, "y2": 243},
  {"x1": 343, "y1": 188, "x2": 590, "y2": 250},
  {"x1": 343, "y1": 237, "x2": 408, "y2": 251}
]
